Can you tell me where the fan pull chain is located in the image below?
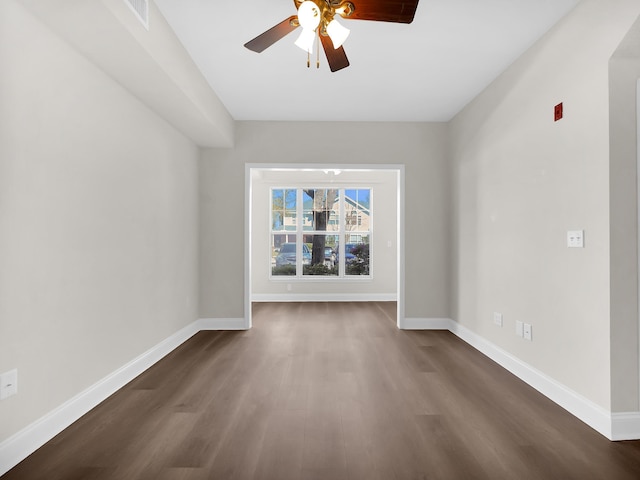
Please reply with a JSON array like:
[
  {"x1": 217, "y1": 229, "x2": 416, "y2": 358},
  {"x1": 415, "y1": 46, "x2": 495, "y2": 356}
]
[
  {"x1": 307, "y1": 48, "x2": 310, "y2": 68},
  {"x1": 316, "y1": 29, "x2": 320, "y2": 68}
]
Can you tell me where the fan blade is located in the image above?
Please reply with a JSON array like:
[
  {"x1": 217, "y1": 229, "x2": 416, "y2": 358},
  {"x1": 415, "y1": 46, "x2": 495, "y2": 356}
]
[
  {"x1": 244, "y1": 16, "x2": 299, "y2": 53},
  {"x1": 346, "y1": 0, "x2": 419, "y2": 23},
  {"x1": 319, "y1": 34, "x2": 350, "y2": 72}
]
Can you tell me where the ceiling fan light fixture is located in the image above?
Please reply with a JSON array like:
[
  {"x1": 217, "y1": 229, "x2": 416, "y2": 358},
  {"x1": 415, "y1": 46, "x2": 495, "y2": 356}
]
[
  {"x1": 294, "y1": 28, "x2": 316, "y2": 53},
  {"x1": 326, "y1": 18, "x2": 350, "y2": 49},
  {"x1": 334, "y1": 2, "x2": 355, "y2": 18},
  {"x1": 244, "y1": 0, "x2": 418, "y2": 72},
  {"x1": 297, "y1": 1, "x2": 321, "y2": 30}
]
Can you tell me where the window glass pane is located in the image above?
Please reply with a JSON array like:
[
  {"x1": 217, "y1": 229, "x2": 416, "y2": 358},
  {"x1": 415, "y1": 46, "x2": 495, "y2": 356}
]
[
  {"x1": 302, "y1": 188, "x2": 339, "y2": 231},
  {"x1": 303, "y1": 209, "x2": 336, "y2": 231},
  {"x1": 272, "y1": 240, "x2": 298, "y2": 276},
  {"x1": 357, "y1": 189, "x2": 371, "y2": 209},
  {"x1": 345, "y1": 189, "x2": 370, "y2": 232},
  {"x1": 272, "y1": 189, "x2": 283, "y2": 209},
  {"x1": 271, "y1": 190, "x2": 284, "y2": 231},
  {"x1": 272, "y1": 211, "x2": 284, "y2": 231},
  {"x1": 272, "y1": 234, "x2": 286, "y2": 253},
  {"x1": 303, "y1": 234, "x2": 339, "y2": 276},
  {"x1": 345, "y1": 234, "x2": 370, "y2": 276},
  {"x1": 303, "y1": 190, "x2": 314, "y2": 210},
  {"x1": 285, "y1": 189, "x2": 297, "y2": 210},
  {"x1": 303, "y1": 211, "x2": 313, "y2": 230},
  {"x1": 284, "y1": 211, "x2": 297, "y2": 231},
  {"x1": 272, "y1": 189, "x2": 299, "y2": 231}
]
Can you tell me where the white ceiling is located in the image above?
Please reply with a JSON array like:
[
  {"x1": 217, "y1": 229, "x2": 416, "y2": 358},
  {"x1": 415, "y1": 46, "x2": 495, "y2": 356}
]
[{"x1": 154, "y1": 0, "x2": 578, "y2": 122}]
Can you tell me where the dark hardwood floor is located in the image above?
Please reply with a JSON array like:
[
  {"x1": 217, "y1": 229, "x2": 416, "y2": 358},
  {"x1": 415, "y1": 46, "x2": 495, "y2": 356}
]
[{"x1": 4, "y1": 302, "x2": 640, "y2": 479}]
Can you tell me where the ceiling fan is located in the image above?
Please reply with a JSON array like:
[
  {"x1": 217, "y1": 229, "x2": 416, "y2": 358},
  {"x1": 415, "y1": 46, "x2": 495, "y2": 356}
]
[{"x1": 244, "y1": 0, "x2": 420, "y2": 72}]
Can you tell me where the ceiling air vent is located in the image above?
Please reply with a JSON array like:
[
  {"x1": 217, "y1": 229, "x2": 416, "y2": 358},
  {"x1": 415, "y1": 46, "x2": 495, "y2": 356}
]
[{"x1": 123, "y1": 0, "x2": 149, "y2": 30}]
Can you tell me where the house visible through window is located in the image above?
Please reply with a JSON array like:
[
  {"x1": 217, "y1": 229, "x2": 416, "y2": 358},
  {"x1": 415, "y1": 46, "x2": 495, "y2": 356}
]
[{"x1": 271, "y1": 188, "x2": 371, "y2": 278}]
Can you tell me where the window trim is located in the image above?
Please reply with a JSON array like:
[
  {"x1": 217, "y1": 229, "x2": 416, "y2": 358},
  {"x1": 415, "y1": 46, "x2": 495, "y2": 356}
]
[{"x1": 270, "y1": 187, "x2": 372, "y2": 280}]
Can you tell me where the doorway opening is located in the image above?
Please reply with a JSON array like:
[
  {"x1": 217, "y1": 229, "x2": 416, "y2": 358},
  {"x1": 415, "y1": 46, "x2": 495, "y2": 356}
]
[{"x1": 245, "y1": 165, "x2": 405, "y2": 329}]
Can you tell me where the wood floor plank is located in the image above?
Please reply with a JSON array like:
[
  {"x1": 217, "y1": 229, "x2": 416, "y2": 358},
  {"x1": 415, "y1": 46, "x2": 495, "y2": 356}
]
[{"x1": 4, "y1": 302, "x2": 640, "y2": 479}]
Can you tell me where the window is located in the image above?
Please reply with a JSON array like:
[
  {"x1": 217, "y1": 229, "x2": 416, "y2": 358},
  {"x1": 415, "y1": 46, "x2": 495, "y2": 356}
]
[{"x1": 271, "y1": 188, "x2": 371, "y2": 278}]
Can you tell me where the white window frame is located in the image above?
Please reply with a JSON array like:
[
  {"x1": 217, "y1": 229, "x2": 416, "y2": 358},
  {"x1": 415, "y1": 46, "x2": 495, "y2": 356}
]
[{"x1": 269, "y1": 187, "x2": 372, "y2": 280}]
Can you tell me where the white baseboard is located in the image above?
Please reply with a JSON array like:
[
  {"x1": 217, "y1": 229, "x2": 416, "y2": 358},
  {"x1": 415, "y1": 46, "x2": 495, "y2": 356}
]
[
  {"x1": 2, "y1": 315, "x2": 639, "y2": 476},
  {"x1": 251, "y1": 293, "x2": 397, "y2": 303},
  {"x1": 400, "y1": 317, "x2": 452, "y2": 330},
  {"x1": 398, "y1": 317, "x2": 639, "y2": 441},
  {"x1": 0, "y1": 321, "x2": 200, "y2": 476},
  {"x1": 1, "y1": 317, "x2": 249, "y2": 475},
  {"x1": 611, "y1": 412, "x2": 640, "y2": 441},
  {"x1": 447, "y1": 321, "x2": 615, "y2": 439},
  {"x1": 197, "y1": 317, "x2": 248, "y2": 330}
]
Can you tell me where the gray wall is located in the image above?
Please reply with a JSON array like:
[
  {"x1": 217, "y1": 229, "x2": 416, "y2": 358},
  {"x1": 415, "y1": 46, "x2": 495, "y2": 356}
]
[
  {"x1": 0, "y1": 1, "x2": 199, "y2": 442},
  {"x1": 200, "y1": 121, "x2": 450, "y2": 320},
  {"x1": 449, "y1": 0, "x2": 640, "y2": 411}
]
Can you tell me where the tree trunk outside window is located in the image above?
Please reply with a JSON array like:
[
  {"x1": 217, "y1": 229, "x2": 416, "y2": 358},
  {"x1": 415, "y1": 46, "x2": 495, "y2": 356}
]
[{"x1": 304, "y1": 189, "x2": 337, "y2": 265}]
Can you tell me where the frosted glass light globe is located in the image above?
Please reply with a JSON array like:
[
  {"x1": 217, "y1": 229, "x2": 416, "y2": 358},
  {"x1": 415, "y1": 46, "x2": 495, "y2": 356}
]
[
  {"x1": 295, "y1": 28, "x2": 316, "y2": 53},
  {"x1": 326, "y1": 19, "x2": 350, "y2": 48},
  {"x1": 297, "y1": 1, "x2": 321, "y2": 30}
]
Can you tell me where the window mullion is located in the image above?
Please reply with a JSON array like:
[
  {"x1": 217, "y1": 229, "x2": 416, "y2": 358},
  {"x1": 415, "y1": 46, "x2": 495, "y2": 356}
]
[
  {"x1": 339, "y1": 188, "x2": 345, "y2": 277},
  {"x1": 296, "y1": 189, "x2": 303, "y2": 277}
]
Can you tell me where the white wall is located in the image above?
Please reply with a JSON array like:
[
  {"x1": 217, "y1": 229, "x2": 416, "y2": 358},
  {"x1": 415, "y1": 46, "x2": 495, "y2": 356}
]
[
  {"x1": 0, "y1": 0, "x2": 199, "y2": 442},
  {"x1": 449, "y1": 0, "x2": 640, "y2": 411},
  {"x1": 609, "y1": 15, "x2": 640, "y2": 413},
  {"x1": 250, "y1": 168, "x2": 398, "y2": 299},
  {"x1": 200, "y1": 121, "x2": 449, "y2": 320},
  {"x1": 7, "y1": 0, "x2": 640, "y2": 456},
  {"x1": 18, "y1": 0, "x2": 234, "y2": 148}
]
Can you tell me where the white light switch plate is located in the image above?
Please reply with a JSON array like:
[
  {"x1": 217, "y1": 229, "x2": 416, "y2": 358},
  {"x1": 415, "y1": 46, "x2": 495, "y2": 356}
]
[
  {"x1": 524, "y1": 323, "x2": 532, "y2": 341},
  {"x1": 516, "y1": 321, "x2": 524, "y2": 338},
  {"x1": 0, "y1": 369, "x2": 18, "y2": 400}
]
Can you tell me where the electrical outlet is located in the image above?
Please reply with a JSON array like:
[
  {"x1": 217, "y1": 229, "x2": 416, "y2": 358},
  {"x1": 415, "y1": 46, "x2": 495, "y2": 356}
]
[
  {"x1": 493, "y1": 312, "x2": 503, "y2": 327},
  {"x1": 516, "y1": 321, "x2": 524, "y2": 338},
  {"x1": 567, "y1": 230, "x2": 584, "y2": 248},
  {"x1": 0, "y1": 369, "x2": 18, "y2": 400},
  {"x1": 524, "y1": 323, "x2": 532, "y2": 341}
]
